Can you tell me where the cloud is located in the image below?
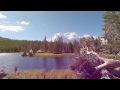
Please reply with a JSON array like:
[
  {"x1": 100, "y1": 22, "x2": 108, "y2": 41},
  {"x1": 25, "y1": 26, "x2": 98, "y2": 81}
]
[
  {"x1": 52, "y1": 32, "x2": 80, "y2": 42},
  {"x1": 63, "y1": 32, "x2": 80, "y2": 40},
  {"x1": 0, "y1": 14, "x2": 27, "y2": 32},
  {"x1": 81, "y1": 35, "x2": 107, "y2": 44},
  {"x1": 0, "y1": 24, "x2": 24, "y2": 32},
  {"x1": 46, "y1": 38, "x2": 52, "y2": 42},
  {"x1": 52, "y1": 32, "x2": 62, "y2": 41},
  {"x1": 48, "y1": 32, "x2": 107, "y2": 45},
  {"x1": 17, "y1": 21, "x2": 30, "y2": 25},
  {"x1": 51, "y1": 32, "x2": 99, "y2": 43},
  {"x1": 80, "y1": 34, "x2": 98, "y2": 39},
  {"x1": 0, "y1": 13, "x2": 7, "y2": 19},
  {"x1": 20, "y1": 21, "x2": 29, "y2": 25},
  {"x1": 81, "y1": 34, "x2": 91, "y2": 38}
]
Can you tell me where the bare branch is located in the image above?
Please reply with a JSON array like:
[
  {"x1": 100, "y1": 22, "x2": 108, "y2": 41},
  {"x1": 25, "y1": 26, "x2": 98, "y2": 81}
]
[{"x1": 86, "y1": 49, "x2": 120, "y2": 70}]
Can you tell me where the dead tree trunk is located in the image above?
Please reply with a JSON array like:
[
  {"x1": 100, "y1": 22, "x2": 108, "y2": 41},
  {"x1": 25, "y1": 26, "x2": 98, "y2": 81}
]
[
  {"x1": 70, "y1": 47, "x2": 120, "y2": 79},
  {"x1": 87, "y1": 50, "x2": 120, "y2": 70}
]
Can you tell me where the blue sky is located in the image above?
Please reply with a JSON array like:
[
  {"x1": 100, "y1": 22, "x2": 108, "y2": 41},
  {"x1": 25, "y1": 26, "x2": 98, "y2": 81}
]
[{"x1": 0, "y1": 11, "x2": 105, "y2": 41}]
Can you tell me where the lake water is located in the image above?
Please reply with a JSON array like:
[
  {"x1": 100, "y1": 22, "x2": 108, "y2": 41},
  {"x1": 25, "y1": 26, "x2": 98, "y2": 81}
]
[{"x1": 0, "y1": 53, "x2": 75, "y2": 72}]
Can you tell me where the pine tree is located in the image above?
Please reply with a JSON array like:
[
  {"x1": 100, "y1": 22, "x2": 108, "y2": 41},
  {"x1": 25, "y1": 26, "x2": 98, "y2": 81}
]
[
  {"x1": 43, "y1": 36, "x2": 48, "y2": 52},
  {"x1": 102, "y1": 11, "x2": 120, "y2": 54},
  {"x1": 53, "y1": 36, "x2": 63, "y2": 54}
]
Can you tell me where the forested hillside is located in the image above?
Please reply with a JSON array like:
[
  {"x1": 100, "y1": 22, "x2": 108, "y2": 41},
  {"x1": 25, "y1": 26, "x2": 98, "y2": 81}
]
[
  {"x1": 0, "y1": 36, "x2": 75, "y2": 53},
  {"x1": 0, "y1": 36, "x2": 103, "y2": 53}
]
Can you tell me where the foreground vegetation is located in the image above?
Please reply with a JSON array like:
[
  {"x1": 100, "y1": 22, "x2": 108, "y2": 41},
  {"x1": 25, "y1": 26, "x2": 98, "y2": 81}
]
[
  {"x1": 103, "y1": 54, "x2": 116, "y2": 59},
  {"x1": 34, "y1": 53, "x2": 74, "y2": 57},
  {"x1": 2, "y1": 69, "x2": 78, "y2": 79}
]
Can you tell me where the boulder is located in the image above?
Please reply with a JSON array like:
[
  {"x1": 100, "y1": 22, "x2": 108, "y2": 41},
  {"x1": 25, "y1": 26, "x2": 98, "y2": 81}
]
[{"x1": 21, "y1": 51, "x2": 28, "y2": 56}]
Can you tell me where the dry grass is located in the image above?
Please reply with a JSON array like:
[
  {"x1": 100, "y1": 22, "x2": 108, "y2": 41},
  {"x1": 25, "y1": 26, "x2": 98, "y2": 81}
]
[
  {"x1": 45, "y1": 69, "x2": 77, "y2": 79},
  {"x1": 103, "y1": 54, "x2": 116, "y2": 59},
  {"x1": 34, "y1": 53, "x2": 74, "y2": 57},
  {"x1": 3, "y1": 69, "x2": 78, "y2": 79},
  {"x1": 4, "y1": 69, "x2": 45, "y2": 79}
]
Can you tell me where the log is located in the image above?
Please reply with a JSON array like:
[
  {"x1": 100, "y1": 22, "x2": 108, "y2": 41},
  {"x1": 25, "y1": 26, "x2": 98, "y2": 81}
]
[
  {"x1": 71, "y1": 47, "x2": 120, "y2": 79},
  {"x1": 87, "y1": 50, "x2": 120, "y2": 70},
  {"x1": 85, "y1": 47, "x2": 120, "y2": 79}
]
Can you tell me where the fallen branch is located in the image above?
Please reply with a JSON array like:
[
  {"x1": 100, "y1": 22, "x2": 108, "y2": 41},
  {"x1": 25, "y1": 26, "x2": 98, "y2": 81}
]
[
  {"x1": 70, "y1": 47, "x2": 120, "y2": 79},
  {"x1": 87, "y1": 50, "x2": 120, "y2": 70}
]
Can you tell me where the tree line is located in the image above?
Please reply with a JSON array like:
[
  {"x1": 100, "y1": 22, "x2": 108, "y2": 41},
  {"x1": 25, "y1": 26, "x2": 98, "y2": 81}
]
[
  {"x1": 1, "y1": 11, "x2": 120, "y2": 54},
  {"x1": 0, "y1": 35, "x2": 103, "y2": 54},
  {"x1": 102, "y1": 11, "x2": 120, "y2": 54}
]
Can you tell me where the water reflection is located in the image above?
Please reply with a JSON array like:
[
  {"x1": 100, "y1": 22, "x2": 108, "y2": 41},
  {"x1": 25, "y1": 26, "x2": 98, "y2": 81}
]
[
  {"x1": 0, "y1": 53, "x2": 74, "y2": 72},
  {"x1": 54, "y1": 57, "x2": 65, "y2": 69}
]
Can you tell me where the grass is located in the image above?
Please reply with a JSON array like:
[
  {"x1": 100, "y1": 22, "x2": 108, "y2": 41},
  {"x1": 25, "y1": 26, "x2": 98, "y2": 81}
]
[
  {"x1": 3, "y1": 69, "x2": 78, "y2": 79},
  {"x1": 103, "y1": 54, "x2": 116, "y2": 59},
  {"x1": 45, "y1": 69, "x2": 77, "y2": 79},
  {"x1": 34, "y1": 53, "x2": 74, "y2": 57}
]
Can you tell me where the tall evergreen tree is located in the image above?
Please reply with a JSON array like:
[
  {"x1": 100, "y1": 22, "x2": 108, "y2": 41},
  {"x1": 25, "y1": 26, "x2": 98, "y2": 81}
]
[
  {"x1": 43, "y1": 36, "x2": 48, "y2": 52},
  {"x1": 102, "y1": 11, "x2": 120, "y2": 54},
  {"x1": 53, "y1": 36, "x2": 63, "y2": 54},
  {"x1": 68, "y1": 41, "x2": 73, "y2": 53}
]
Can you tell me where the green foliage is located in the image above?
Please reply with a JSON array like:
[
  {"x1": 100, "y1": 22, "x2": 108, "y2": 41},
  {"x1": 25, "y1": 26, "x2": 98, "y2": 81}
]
[
  {"x1": 102, "y1": 11, "x2": 120, "y2": 54},
  {"x1": 0, "y1": 36, "x2": 75, "y2": 53},
  {"x1": 0, "y1": 35, "x2": 103, "y2": 54},
  {"x1": 68, "y1": 42, "x2": 74, "y2": 53},
  {"x1": 73, "y1": 40, "x2": 80, "y2": 54},
  {"x1": 103, "y1": 54, "x2": 116, "y2": 59},
  {"x1": 53, "y1": 36, "x2": 63, "y2": 54},
  {"x1": 43, "y1": 36, "x2": 48, "y2": 52},
  {"x1": 80, "y1": 36, "x2": 102, "y2": 52}
]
